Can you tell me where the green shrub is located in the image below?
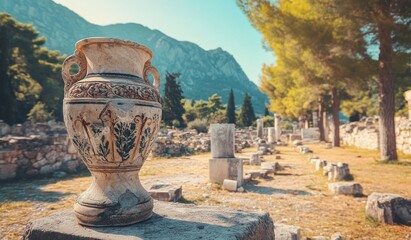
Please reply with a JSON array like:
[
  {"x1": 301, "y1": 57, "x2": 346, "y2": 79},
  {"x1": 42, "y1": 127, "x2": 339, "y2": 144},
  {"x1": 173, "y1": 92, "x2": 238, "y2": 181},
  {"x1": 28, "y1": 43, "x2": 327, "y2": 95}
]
[
  {"x1": 187, "y1": 118, "x2": 208, "y2": 133},
  {"x1": 27, "y1": 102, "x2": 53, "y2": 123}
]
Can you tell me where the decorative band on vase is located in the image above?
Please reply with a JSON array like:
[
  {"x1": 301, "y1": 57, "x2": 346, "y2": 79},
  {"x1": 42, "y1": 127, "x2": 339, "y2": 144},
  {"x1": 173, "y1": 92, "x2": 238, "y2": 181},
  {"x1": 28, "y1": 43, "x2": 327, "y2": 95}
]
[
  {"x1": 88, "y1": 166, "x2": 141, "y2": 173},
  {"x1": 86, "y1": 72, "x2": 144, "y2": 81},
  {"x1": 66, "y1": 81, "x2": 161, "y2": 102}
]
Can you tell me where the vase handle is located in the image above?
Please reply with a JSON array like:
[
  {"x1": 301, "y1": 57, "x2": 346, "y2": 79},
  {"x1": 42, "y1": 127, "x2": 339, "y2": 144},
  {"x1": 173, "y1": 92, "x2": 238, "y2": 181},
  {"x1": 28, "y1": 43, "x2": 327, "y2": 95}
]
[
  {"x1": 62, "y1": 50, "x2": 87, "y2": 96},
  {"x1": 143, "y1": 62, "x2": 160, "y2": 91}
]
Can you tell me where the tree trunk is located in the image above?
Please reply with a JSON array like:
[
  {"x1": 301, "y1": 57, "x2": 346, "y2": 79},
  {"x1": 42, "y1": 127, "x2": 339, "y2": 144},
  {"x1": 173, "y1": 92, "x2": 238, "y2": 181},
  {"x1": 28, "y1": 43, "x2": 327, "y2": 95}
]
[
  {"x1": 318, "y1": 96, "x2": 325, "y2": 141},
  {"x1": 331, "y1": 87, "x2": 340, "y2": 147},
  {"x1": 376, "y1": 0, "x2": 397, "y2": 160}
]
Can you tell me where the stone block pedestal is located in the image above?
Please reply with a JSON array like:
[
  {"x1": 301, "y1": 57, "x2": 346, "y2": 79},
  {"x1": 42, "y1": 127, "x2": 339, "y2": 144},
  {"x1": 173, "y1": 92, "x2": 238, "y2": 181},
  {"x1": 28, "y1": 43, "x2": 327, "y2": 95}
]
[
  {"x1": 209, "y1": 158, "x2": 243, "y2": 185},
  {"x1": 23, "y1": 201, "x2": 274, "y2": 240}
]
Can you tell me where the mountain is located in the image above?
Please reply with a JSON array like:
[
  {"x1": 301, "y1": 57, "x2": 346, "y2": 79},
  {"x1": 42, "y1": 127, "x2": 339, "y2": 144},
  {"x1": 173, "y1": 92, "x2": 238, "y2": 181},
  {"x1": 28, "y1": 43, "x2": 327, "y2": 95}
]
[{"x1": 0, "y1": 0, "x2": 267, "y2": 113}]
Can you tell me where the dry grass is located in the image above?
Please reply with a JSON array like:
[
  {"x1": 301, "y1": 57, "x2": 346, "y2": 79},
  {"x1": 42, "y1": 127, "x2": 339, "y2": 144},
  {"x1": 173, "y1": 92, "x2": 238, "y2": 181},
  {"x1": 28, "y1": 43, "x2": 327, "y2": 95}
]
[{"x1": 1, "y1": 144, "x2": 411, "y2": 239}]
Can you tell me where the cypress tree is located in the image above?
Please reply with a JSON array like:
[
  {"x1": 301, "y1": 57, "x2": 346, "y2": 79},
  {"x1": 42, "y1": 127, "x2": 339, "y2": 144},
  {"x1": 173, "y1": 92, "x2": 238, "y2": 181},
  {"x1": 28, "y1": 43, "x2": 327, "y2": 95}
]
[
  {"x1": 239, "y1": 93, "x2": 255, "y2": 127},
  {"x1": 226, "y1": 89, "x2": 236, "y2": 124},
  {"x1": 162, "y1": 72, "x2": 186, "y2": 127}
]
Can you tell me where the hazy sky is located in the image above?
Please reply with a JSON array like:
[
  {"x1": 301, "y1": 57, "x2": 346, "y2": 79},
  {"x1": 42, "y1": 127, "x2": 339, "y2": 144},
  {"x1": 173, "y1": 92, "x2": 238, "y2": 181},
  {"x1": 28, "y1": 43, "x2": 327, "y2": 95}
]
[{"x1": 53, "y1": 0, "x2": 275, "y2": 84}]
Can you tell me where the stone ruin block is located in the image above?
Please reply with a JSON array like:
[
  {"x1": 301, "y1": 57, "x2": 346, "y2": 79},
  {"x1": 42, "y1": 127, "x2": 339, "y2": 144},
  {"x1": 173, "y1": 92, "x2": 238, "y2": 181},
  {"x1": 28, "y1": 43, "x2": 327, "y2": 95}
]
[
  {"x1": 328, "y1": 182, "x2": 363, "y2": 196},
  {"x1": 315, "y1": 160, "x2": 327, "y2": 171},
  {"x1": 223, "y1": 179, "x2": 238, "y2": 192},
  {"x1": 274, "y1": 223, "x2": 301, "y2": 240},
  {"x1": 23, "y1": 201, "x2": 275, "y2": 240},
  {"x1": 210, "y1": 124, "x2": 235, "y2": 158},
  {"x1": 328, "y1": 162, "x2": 352, "y2": 181},
  {"x1": 249, "y1": 153, "x2": 261, "y2": 165},
  {"x1": 149, "y1": 184, "x2": 182, "y2": 202},
  {"x1": 209, "y1": 158, "x2": 243, "y2": 185},
  {"x1": 366, "y1": 192, "x2": 411, "y2": 226}
]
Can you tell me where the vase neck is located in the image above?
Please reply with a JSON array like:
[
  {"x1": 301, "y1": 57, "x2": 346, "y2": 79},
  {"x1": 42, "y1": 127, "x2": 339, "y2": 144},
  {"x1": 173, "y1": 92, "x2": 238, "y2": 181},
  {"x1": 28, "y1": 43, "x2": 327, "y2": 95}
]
[{"x1": 81, "y1": 42, "x2": 151, "y2": 78}]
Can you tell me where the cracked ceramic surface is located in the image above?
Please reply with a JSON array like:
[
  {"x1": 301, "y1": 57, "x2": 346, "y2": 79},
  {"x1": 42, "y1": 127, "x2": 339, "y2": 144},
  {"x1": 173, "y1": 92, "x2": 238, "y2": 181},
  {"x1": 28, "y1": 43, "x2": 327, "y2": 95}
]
[{"x1": 62, "y1": 38, "x2": 161, "y2": 226}]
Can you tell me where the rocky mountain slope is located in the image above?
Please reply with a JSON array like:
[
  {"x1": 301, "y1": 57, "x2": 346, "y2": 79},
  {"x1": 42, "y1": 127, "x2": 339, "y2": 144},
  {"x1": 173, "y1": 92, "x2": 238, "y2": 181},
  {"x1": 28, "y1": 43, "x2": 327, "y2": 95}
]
[{"x1": 0, "y1": 0, "x2": 267, "y2": 113}]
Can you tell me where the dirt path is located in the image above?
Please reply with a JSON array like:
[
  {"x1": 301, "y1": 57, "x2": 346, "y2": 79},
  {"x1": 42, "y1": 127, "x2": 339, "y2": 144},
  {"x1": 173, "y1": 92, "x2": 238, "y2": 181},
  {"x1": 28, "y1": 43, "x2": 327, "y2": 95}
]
[{"x1": 1, "y1": 144, "x2": 410, "y2": 239}]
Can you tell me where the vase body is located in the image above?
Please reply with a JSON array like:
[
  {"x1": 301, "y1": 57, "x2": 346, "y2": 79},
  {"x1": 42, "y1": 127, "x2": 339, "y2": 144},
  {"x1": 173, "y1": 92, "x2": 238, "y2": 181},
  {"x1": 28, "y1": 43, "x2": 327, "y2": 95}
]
[{"x1": 62, "y1": 38, "x2": 161, "y2": 226}]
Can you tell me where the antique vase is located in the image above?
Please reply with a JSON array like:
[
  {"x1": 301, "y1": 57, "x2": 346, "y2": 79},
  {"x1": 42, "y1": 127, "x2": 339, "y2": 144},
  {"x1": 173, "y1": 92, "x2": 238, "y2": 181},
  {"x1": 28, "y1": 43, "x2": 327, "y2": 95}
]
[{"x1": 62, "y1": 38, "x2": 161, "y2": 226}]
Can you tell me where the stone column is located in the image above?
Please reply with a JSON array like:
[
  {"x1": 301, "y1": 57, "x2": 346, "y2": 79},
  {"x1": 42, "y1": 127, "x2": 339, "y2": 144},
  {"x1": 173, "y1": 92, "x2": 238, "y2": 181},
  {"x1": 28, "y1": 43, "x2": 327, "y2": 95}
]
[
  {"x1": 274, "y1": 114, "x2": 281, "y2": 141},
  {"x1": 209, "y1": 124, "x2": 243, "y2": 185},
  {"x1": 312, "y1": 112, "x2": 318, "y2": 127},
  {"x1": 404, "y1": 90, "x2": 411, "y2": 120},
  {"x1": 256, "y1": 119, "x2": 264, "y2": 139},
  {"x1": 210, "y1": 124, "x2": 235, "y2": 158},
  {"x1": 323, "y1": 112, "x2": 329, "y2": 142},
  {"x1": 267, "y1": 127, "x2": 275, "y2": 144}
]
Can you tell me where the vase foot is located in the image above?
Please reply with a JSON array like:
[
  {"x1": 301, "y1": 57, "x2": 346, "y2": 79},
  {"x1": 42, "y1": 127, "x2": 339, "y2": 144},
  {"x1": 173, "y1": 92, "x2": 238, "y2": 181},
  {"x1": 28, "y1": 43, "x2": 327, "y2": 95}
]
[{"x1": 74, "y1": 198, "x2": 153, "y2": 227}]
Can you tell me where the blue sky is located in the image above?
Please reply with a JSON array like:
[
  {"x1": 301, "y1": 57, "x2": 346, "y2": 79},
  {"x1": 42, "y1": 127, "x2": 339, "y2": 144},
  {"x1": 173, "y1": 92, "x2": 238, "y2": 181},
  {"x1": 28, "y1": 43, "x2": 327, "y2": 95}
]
[{"x1": 53, "y1": 0, "x2": 275, "y2": 85}]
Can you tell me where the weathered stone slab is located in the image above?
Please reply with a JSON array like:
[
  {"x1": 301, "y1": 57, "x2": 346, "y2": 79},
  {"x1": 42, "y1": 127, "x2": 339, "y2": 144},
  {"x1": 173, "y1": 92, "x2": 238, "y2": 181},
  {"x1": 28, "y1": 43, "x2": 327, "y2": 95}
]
[
  {"x1": 250, "y1": 153, "x2": 261, "y2": 165},
  {"x1": 328, "y1": 182, "x2": 363, "y2": 196},
  {"x1": 210, "y1": 124, "x2": 235, "y2": 158},
  {"x1": 223, "y1": 179, "x2": 238, "y2": 192},
  {"x1": 209, "y1": 158, "x2": 243, "y2": 185},
  {"x1": 23, "y1": 201, "x2": 275, "y2": 240},
  {"x1": 149, "y1": 184, "x2": 182, "y2": 202},
  {"x1": 274, "y1": 223, "x2": 301, "y2": 240},
  {"x1": 365, "y1": 192, "x2": 411, "y2": 225}
]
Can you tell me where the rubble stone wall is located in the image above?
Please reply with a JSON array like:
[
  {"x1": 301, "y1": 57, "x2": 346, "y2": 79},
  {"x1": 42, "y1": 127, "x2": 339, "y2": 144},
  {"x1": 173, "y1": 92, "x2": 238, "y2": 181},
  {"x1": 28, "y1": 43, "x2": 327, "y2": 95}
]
[
  {"x1": 339, "y1": 117, "x2": 411, "y2": 154},
  {"x1": 0, "y1": 121, "x2": 83, "y2": 181}
]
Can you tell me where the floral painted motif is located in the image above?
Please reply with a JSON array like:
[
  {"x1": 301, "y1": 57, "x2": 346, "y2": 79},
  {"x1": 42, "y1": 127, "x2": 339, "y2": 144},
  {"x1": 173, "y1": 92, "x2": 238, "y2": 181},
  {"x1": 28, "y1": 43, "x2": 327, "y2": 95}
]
[
  {"x1": 114, "y1": 122, "x2": 137, "y2": 161},
  {"x1": 70, "y1": 108, "x2": 159, "y2": 164},
  {"x1": 67, "y1": 82, "x2": 160, "y2": 103},
  {"x1": 72, "y1": 135, "x2": 92, "y2": 164}
]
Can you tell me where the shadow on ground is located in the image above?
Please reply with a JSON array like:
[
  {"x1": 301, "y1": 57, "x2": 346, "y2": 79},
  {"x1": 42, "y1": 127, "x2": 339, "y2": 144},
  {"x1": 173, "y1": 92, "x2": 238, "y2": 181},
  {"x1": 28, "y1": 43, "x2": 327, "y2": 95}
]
[
  {"x1": 0, "y1": 171, "x2": 90, "y2": 203},
  {"x1": 244, "y1": 185, "x2": 311, "y2": 196}
]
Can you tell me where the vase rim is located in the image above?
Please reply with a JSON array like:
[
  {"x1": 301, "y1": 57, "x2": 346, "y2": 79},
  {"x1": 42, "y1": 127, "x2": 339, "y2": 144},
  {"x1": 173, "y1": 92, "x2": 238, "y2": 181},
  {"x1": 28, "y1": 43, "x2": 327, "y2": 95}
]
[{"x1": 75, "y1": 37, "x2": 153, "y2": 58}]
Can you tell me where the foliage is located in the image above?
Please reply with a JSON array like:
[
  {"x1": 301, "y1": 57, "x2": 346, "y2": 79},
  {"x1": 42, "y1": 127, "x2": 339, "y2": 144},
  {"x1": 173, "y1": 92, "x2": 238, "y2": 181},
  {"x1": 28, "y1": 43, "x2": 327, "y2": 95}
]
[
  {"x1": 262, "y1": 115, "x2": 274, "y2": 127},
  {"x1": 226, "y1": 89, "x2": 236, "y2": 124},
  {"x1": 183, "y1": 93, "x2": 227, "y2": 127},
  {"x1": 0, "y1": 13, "x2": 64, "y2": 124},
  {"x1": 187, "y1": 118, "x2": 209, "y2": 133},
  {"x1": 238, "y1": 93, "x2": 256, "y2": 127},
  {"x1": 162, "y1": 72, "x2": 186, "y2": 128},
  {"x1": 27, "y1": 102, "x2": 53, "y2": 123}
]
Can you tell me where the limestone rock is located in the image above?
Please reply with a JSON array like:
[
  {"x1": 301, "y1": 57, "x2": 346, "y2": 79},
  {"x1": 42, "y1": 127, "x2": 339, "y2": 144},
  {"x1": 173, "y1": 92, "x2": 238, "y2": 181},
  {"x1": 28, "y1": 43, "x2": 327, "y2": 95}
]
[
  {"x1": 365, "y1": 192, "x2": 411, "y2": 225},
  {"x1": 274, "y1": 223, "x2": 301, "y2": 240},
  {"x1": 223, "y1": 179, "x2": 238, "y2": 192},
  {"x1": 328, "y1": 182, "x2": 363, "y2": 196},
  {"x1": 23, "y1": 201, "x2": 275, "y2": 240},
  {"x1": 330, "y1": 232, "x2": 343, "y2": 240},
  {"x1": 149, "y1": 184, "x2": 182, "y2": 202}
]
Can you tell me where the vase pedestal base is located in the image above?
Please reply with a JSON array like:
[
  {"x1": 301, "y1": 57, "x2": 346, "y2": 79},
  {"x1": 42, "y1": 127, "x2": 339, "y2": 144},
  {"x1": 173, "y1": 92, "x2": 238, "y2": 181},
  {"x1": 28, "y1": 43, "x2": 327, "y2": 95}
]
[{"x1": 23, "y1": 201, "x2": 274, "y2": 240}]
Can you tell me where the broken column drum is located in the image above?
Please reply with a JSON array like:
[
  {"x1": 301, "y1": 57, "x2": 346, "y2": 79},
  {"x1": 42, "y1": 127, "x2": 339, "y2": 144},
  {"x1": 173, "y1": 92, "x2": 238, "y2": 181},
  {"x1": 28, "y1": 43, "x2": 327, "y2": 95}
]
[
  {"x1": 267, "y1": 127, "x2": 275, "y2": 144},
  {"x1": 62, "y1": 38, "x2": 161, "y2": 226}
]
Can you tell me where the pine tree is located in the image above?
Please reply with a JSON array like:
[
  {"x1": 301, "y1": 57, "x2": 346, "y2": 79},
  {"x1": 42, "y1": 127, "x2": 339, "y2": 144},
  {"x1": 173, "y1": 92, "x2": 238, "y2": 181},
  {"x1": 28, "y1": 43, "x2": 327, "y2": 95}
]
[
  {"x1": 162, "y1": 72, "x2": 186, "y2": 127},
  {"x1": 226, "y1": 89, "x2": 236, "y2": 124},
  {"x1": 0, "y1": 13, "x2": 64, "y2": 124},
  {"x1": 239, "y1": 93, "x2": 256, "y2": 127}
]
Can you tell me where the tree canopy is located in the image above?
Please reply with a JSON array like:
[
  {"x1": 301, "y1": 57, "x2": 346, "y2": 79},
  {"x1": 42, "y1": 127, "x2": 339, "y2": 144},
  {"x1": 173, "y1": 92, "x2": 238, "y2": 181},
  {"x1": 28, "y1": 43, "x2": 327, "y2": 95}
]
[{"x1": 0, "y1": 13, "x2": 64, "y2": 124}]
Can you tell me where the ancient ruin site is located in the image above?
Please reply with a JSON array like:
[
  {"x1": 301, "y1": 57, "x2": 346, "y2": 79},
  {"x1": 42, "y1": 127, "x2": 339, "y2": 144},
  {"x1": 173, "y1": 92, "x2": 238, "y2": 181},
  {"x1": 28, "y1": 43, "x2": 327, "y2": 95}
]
[{"x1": 0, "y1": 0, "x2": 410, "y2": 239}]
